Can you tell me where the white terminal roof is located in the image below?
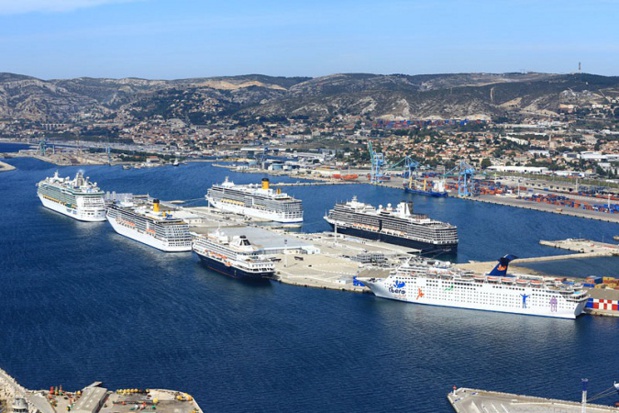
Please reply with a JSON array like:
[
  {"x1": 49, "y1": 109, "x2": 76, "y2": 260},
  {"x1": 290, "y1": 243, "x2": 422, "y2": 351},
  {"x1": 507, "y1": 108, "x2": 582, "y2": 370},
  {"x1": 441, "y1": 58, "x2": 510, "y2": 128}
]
[{"x1": 213, "y1": 226, "x2": 318, "y2": 253}]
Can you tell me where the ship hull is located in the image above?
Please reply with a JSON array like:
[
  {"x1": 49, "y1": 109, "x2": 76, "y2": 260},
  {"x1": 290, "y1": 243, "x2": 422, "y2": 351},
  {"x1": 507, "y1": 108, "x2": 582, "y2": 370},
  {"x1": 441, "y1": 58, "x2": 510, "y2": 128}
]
[
  {"x1": 403, "y1": 187, "x2": 448, "y2": 197},
  {"x1": 195, "y1": 253, "x2": 273, "y2": 280},
  {"x1": 38, "y1": 194, "x2": 106, "y2": 222},
  {"x1": 207, "y1": 198, "x2": 302, "y2": 224},
  {"x1": 106, "y1": 215, "x2": 191, "y2": 252},
  {"x1": 363, "y1": 278, "x2": 587, "y2": 319},
  {"x1": 327, "y1": 224, "x2": 457, "y2": 254}
]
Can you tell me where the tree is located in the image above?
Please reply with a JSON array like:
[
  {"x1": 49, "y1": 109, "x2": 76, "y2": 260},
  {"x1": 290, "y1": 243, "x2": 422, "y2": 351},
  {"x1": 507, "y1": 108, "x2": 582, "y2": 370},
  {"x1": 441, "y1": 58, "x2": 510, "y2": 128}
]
[{"x1": 480, "y1": 158, "x2": 492, "y2": 169}]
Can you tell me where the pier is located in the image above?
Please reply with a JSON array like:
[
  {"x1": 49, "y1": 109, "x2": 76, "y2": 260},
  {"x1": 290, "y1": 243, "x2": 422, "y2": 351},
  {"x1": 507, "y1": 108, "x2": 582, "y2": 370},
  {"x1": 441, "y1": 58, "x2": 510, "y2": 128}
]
[
  {"x1": 0, "y1": 367, "x2": 203, "y2": 413},
  {"x1": 0, "y1": 160, "x2": 15, "y2": 172},
  {"x1": 448, "y1": 387, "x2": 619, "y2": 413},
  {"x1": 456, "y1": 238, "x2": 619, "y2": 275}
]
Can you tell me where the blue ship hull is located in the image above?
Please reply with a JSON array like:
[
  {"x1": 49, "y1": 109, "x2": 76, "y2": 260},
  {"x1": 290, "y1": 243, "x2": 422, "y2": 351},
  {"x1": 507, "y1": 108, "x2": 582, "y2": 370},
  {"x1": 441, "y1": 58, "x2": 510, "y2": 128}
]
[
  {"x1": 327, "y1": 225, "x2": 457, "y2": 255},
  {"x1": 403, "y1": 187, "x2": 448, "y2": 197},
  {"x1": 196, "y1": 254, "x2": 273, "y2": 280}
]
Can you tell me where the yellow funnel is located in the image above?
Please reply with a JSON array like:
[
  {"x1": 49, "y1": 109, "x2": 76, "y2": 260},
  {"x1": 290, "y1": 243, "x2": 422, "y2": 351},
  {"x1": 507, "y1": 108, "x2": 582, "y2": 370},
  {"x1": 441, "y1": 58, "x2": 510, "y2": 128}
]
[
  {"x1": 153, "y1": 199, "x2": 160, "y2": 212},
  {"x1": 261, "y1": 178, "x2": 269, "y2": 190}
]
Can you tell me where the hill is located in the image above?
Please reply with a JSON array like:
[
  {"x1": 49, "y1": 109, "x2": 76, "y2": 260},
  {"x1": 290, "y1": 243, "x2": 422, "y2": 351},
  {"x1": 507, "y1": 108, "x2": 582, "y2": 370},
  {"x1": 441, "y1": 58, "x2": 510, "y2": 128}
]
[{"x1": 1, "y1": 72, "x2": 618, "y2": 124}]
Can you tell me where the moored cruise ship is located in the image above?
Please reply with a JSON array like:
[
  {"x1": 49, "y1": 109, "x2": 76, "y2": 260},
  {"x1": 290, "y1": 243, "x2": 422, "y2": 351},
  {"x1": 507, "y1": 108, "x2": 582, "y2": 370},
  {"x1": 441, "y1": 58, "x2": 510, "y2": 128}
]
[
  {"x1": 206, "y1": 177, "x2": 303, "y2": 224},
  {"x1": 106, "y1": 197, "x2": 192, "y2": 252},
  {"x1": 324, "y1": 196, "x2": 457, "y2": 254},
  {"x1": 36, "y1": 171, "x2": 106, "y2": 222},
  {"x1": 193, "y1": 229, "x2": 275, "y2": 280},
  {"x1": 359, "y1": 255, "x2": 589, "y2": 319}
]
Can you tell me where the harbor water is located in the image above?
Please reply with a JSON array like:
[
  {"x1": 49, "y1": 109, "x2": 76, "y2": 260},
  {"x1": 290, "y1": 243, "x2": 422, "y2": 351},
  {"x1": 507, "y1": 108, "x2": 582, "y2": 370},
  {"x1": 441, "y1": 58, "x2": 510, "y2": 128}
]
[{"x1": 1, "y1": 149, "x2": 619, "y2": 412}]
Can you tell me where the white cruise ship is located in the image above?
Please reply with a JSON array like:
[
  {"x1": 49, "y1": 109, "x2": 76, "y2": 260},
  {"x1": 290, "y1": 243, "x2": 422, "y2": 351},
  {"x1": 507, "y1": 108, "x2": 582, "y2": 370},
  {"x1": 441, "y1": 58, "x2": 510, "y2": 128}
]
[
  {"x1": 193, "y1": 229, "x2": 275, "y2": 280},
  {"x1": 324, "y1": 196, "x2": 457, "y2": 254},
  {"x1": 206, "y1": 177, "x2": 303, "y2": 224},
  {"x1": 106, "y1": 197, "x2": 192, "y2": 252},
  {"x1": 37, "y1": 171, "x2": 106, "y2": 222},
  {"x1": 358, "y1": 255, "x2": 589, "y2": 319}
]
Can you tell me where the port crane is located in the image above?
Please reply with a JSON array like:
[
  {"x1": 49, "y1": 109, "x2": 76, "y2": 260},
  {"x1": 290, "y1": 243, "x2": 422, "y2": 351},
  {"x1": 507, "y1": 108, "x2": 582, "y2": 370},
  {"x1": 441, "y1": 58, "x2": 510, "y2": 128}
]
[
  {"x1": 367, "y1": 142, "x2": 420, "y2": 184},
  {"x1": 367, "y1": 141, "x2": 387, "y2": 184},
  {"x1": 446, "y1": 160, "x2": 477, "y2": 197}
]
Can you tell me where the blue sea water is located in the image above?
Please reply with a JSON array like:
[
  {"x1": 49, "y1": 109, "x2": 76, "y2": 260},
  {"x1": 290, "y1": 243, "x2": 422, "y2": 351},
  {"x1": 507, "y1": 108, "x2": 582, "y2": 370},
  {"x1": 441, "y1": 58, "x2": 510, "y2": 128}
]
[{"x1": 1, "y1": 149, "x2": 619, "y2": 412}]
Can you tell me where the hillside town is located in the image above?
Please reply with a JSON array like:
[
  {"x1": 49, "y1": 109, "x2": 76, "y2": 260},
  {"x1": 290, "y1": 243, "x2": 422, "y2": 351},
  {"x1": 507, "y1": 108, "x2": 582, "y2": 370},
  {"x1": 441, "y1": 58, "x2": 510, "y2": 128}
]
[{"x1": 2, "y1": 106, "x2": 619, "y2": 181}]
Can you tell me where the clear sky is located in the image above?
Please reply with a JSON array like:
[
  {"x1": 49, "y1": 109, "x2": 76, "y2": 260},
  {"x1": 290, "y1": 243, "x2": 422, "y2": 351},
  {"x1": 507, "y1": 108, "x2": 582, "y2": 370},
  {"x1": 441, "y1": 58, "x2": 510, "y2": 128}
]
[{"x1": 1, "y1": 0, "x2": 618, "y2": 80}]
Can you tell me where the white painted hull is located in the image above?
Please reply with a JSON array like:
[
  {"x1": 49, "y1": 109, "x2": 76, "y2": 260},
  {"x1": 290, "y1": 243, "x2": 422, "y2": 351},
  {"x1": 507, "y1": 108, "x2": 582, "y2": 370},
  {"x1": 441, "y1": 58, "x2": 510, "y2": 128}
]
[
  {"x1": 38, "y1": 194, "x2": 106, "y2": 222},
  {"x1": 106, "y1": 215, "x2": 191, "y2": 252},
  {"x1": 207, "y1": 198, "x2": 303, "y2": 223},
  {"x1": 363, "y1": 277, "x2": 587, "y2": 319}
]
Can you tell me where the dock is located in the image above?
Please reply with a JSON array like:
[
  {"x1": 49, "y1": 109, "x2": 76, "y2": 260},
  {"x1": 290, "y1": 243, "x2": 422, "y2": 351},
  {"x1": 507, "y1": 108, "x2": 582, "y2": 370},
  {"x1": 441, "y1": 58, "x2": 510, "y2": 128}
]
[
  {"x1": 0, "y1": 160, "x2": 15, "y2": 172},
  {"x1": 455, "y1": 238, "x2": 619, "y2": 275},
  {"x1": 539, "y1": 238, "x2": 619, "y2": 256},
  {"x1": 0, "y1": 367, "x2": 203, "y2": 413},
  {"x1": 448, "y1": 387, "x2": 619, "y2": 412}
]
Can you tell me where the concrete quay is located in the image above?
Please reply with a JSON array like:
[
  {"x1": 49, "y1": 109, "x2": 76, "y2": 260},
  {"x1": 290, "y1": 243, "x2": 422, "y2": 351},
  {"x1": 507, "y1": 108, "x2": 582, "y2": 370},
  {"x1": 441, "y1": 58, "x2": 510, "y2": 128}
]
[
  {"x1": 0, "y1": 160, "x2": 16, "y2": 172},
  {"x1": 448, "y1": 387, "x2": 619, "y2": 412},
  {"x1": 467, "y1": 193, "x2": 619, "y2": 223},
  {"x1": 455, "y1": 238, "x2": 619, "y2": 275},
  {"x1": 271, "y1": 232, "x2": 408, "y2": 292},
  {"x1": 539, "y1": 238, "x2": 619, "y2": 256},
  {"x1": 0, "y1": 367, "x2": 203, "y2": 413}
]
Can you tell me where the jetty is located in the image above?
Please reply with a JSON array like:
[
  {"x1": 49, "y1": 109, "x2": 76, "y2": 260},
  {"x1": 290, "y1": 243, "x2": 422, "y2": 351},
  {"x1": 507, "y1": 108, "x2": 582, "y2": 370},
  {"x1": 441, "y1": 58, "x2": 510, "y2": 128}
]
[
  {"x1": 0, "y1": 367, "x2": 203, "y2": 413},
  {"x1": 456, "y1": 238, "x2": 619, "y2": 275},
  {"x1": 448, "y1": 386, "x2": 619, "y2": 413},
  {"x1": 0, "y1": 160, "x2": 15, "y2": 172}
]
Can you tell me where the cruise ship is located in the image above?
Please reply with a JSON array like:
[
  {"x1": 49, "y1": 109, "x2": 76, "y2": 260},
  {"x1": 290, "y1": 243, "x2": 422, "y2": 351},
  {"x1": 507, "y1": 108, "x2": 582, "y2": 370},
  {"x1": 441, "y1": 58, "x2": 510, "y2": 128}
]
[
  {"x1": 324, "y1": 196, "x2": 458, "y2": 254},
  {"x1": 206, "y1": 177, "x2": 303, "y2": 224},
  {"x1": 359, "y1": 255, "x2": 589, "y2": 319},
  {"x1": 106, "y1": 197, "x2": 192, "y2": 252},
  {"x1": 193, "y1": 229, "x2": 275, "y2": 280},
  {"x1": 36, "y1": 171, "x2": 106, "y2": 222}
]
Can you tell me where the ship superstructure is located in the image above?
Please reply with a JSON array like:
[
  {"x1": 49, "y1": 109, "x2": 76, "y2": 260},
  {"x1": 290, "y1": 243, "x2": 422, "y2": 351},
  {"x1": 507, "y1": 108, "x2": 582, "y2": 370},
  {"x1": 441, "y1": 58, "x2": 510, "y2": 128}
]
[
  {"x1": 193, "y1": 229, "x2": 275, "y2": 279},
  {"x1": 359, "y1": 255, "x2": 589, "y2": 319},
  {"x1": 403, "y1": 177, "x2": 448, "y2": 197},
  {"x1": 206, "y1": 177, "x2": 303, "y2": 224},
  {"x1": 324, "y1": 196, "x2": 458, "y2": 254},
  {"x1": 36, "y1": 171, "x2": 106, "y2": 222},
  {"x1": 106, "y1": 197, "x2": 192, "y2": 252}
]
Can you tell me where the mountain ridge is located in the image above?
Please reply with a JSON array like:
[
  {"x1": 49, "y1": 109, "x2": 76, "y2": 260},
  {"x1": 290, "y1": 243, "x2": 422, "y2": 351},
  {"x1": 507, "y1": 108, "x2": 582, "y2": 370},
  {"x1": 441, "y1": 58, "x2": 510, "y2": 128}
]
[{"x1": 1, "y1": 71, "x2": 618, "y2": 124}]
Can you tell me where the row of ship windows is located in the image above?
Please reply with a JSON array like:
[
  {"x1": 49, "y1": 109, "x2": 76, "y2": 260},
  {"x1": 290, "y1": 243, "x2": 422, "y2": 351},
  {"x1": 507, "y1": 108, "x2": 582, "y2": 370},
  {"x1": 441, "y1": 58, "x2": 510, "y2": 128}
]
[{"x1": 425, "y1": 294, "x2": 568, "y2": 306}]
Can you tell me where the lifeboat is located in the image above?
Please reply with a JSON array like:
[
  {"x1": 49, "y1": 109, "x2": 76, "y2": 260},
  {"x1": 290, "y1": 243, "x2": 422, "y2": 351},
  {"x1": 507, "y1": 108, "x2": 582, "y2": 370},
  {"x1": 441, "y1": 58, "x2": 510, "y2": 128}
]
[
  {"x1": 473, "y1": 275, "x2": 485, "y2": 282},
  {"x1": 487, "y1": 276, "x2": 500, "y2": 282},
  {"x1": 501, "y1": 277, "x2": 515, "y2": 284},
  {"x1": 530, "y1": 280, "x2": 543, "y2": 287},
  {"x1": 516, "y1": 279, "x2": 528, "y2": 286}
]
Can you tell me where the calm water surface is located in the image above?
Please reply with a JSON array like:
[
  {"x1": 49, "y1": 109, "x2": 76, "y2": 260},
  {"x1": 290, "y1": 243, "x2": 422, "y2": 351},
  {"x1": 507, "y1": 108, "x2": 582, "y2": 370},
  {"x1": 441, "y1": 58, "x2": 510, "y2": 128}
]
[{"x1": 1, "y1": 152, "x2": 618, "y2": 412}]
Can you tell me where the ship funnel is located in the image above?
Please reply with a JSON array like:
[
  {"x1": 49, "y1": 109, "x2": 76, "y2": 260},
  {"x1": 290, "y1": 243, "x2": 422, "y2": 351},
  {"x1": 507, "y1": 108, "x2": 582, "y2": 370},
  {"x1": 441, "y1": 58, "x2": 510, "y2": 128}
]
[
  {"x1": 262, "y1": 178, "x2": 270, "y2": 190},
  {"x1": 153, "y1": 199, "x2": 160, "y2": 213}
]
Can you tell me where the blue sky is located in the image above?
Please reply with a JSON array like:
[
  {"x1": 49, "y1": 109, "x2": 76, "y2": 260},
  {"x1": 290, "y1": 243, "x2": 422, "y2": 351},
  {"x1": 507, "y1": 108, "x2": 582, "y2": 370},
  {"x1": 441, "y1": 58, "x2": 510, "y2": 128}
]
[{"x1": 1, "y1": 0, "x2": 617, "y2": 79}]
